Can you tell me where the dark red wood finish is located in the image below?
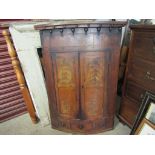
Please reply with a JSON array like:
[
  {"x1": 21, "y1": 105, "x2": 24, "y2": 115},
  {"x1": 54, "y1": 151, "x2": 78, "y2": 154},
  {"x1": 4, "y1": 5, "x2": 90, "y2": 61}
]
[
  {"x1": 37, "y1": 21, "x2": 126, "y2": 134},
  {"x1": 0, "y1": 20, "x2": 29, "y2": 123}
]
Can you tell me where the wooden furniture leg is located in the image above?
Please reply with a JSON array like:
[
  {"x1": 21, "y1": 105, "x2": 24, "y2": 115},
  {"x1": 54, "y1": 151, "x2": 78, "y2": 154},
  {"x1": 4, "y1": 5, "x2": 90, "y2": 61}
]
[{"x1": 2, "y1": 30, "x2": 38, "y2": 123}]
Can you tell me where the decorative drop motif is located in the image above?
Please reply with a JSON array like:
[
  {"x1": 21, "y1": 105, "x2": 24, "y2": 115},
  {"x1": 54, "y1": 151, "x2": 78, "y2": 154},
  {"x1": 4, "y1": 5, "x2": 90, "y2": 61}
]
[
  {"x1": 97, "y1": 27, "x2": 101, "y2": 33},
  {"x1": 60, "y1": 28, "x2": 63, "y2": 36},
  {"x1": 87, "y1": 101, "x2": 98, "y2": 115},
  {"x1": 57, "y1": 58, "x2": 74, "y2": 87},
  {"x1": 85, "y1": 57, "x2": 103, "y2": 86},
  {"x1": 84, "y1": 27, "x2": 88, "y2": 34},
  {"x1": 61, "y1": 100, "x2": 70, "y2": 114},
  {"x1": 71, "y1": 28, "x2": 75, "y2": 35}
]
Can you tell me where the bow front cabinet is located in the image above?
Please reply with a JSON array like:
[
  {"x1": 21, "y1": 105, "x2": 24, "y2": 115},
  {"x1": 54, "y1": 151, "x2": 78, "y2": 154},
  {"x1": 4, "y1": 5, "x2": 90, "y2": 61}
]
[{"x1": 35, "y1": 21, "x2": 126, "y2": 134}]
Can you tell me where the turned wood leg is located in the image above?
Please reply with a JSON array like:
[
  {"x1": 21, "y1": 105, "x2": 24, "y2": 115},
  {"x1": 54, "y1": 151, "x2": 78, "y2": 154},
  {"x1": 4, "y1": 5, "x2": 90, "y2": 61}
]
[{"x1": 2, "y1": 30, "x2": 38, "y2": 123}]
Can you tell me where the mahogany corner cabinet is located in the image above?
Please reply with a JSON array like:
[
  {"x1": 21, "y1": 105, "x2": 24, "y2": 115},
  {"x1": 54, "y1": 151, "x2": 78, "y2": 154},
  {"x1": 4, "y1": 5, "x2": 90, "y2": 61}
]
[{"x1": 35, "y1": 21, "x2": 126, "y2": 134}]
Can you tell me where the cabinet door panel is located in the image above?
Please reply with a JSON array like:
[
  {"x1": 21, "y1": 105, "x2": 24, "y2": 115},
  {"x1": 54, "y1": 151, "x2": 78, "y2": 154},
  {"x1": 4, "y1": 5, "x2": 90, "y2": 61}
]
[
  {"x1": 80, "y1": 52, "x2": 105, "y2": 119},
  {"x1": 52, "y1": 52, "x2": 79, "y2": 119}
]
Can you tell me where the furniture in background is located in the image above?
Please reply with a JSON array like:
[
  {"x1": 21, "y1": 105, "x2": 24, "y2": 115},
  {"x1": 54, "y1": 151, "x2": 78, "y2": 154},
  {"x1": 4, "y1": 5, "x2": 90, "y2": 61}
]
[
  {"x1": 9, "y1": 21, "x2": 51, "y2": 126},
  {"x1": 0, "y1": 20, "x2": 29, "y2": 123},
  {"x1": 130, "y1": 92, "x2": 155, "y2": 134},
  {"x1": 36, "y1": 21, "x2": 126, "y2": 133},
  {"x1": 118, "y1": 25, "x2": 155, "y2": 128},
  {"x1": 3, "y1": 30, "x2": 38, "y2": 123},
  {"x1": 135, "y1": 118, "x2": 155, "y2": 135}
]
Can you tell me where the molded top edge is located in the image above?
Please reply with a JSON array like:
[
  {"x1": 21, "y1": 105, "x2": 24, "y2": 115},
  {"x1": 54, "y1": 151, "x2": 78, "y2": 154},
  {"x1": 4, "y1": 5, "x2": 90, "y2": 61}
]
[
  {"x1": 130, "y1": 24, "x2": 155, "y2": 30},
  {"x1": 35, "y1": 21, "x2": 127, "y2": 30}
]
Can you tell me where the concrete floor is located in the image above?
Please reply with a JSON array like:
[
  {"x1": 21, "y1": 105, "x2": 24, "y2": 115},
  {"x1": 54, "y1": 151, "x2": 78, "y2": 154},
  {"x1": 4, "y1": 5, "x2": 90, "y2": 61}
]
[
  {"x1": 0, "y1": 96, "x2": 131, "y2": 135},
  {"x1": 0, "y1": 113, "x2": 131, "y2": 135}
]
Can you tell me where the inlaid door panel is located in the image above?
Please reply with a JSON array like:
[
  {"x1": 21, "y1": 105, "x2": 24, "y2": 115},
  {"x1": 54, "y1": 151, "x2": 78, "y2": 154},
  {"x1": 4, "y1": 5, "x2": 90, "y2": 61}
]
[
  {"x1": 80, "y1": 52, "x2": 106, "y2": 119},
  {"x1": 51, "y1": 52, "x2": 79, "y2": 119}
]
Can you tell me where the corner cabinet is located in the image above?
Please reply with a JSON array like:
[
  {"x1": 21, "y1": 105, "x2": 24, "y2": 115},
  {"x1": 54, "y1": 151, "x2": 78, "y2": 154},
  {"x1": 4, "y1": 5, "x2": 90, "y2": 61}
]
[{"x1": 35, "y1": 21, "x2": 126, "y2": 134}]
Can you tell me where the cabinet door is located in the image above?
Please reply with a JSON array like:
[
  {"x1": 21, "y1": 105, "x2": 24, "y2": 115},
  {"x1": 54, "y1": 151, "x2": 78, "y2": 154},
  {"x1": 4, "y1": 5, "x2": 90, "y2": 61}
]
[
  {"x1": 80, "y1": 52, "x2": 106, "y2": 119},
  {"x1": 52, "y1": 52, "x2": 79, "y2": 119}
]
